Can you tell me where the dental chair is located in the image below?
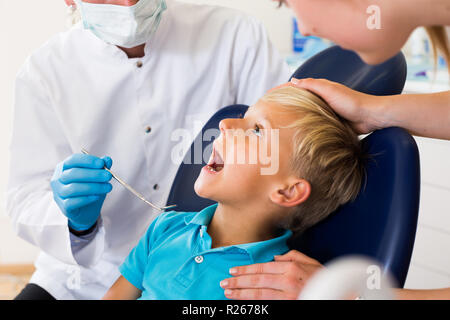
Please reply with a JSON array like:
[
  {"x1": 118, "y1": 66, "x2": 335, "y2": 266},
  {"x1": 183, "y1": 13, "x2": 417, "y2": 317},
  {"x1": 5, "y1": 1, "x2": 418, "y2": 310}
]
[{"x1": 166, "y1": 46, "x2": 420, "y2": 287}]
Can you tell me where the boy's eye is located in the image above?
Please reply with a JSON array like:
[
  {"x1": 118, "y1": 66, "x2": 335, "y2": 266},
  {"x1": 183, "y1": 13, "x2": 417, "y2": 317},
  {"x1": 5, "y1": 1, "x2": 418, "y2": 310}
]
[{"x1": 252, "y1": 124, "x2": 262, "y2": 136}]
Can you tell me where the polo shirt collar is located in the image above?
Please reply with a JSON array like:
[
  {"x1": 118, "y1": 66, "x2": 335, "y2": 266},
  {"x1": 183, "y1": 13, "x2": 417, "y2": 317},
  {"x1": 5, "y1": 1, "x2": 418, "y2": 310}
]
[
  {"x1": 185, "y1": 203, "x2": 292, "y2": 263},
  {"x1": 235, "y1": 229, "x2": 292, "y2": 263},
  {"x1": 184, "y1": 203, "x2": 218, "y2": 226}
]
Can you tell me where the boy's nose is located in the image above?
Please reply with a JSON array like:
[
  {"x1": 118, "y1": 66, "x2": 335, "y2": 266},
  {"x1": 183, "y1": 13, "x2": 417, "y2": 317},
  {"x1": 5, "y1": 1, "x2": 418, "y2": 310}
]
[
  {"x1": 219, "y1": 118, "x2": 235, "y2": 135},
  {"x1": 219, "y1": 118, "x2": 230, "y2": 130},
  {"x1": 219, "y1": 118, "x2": 242, "y2": 131}
]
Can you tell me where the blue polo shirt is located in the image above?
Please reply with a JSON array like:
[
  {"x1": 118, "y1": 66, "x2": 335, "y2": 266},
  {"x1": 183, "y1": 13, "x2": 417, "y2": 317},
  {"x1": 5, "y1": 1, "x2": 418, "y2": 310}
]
[{"x1": 119, "y1": 203, "x2": 292, "y2": 300}]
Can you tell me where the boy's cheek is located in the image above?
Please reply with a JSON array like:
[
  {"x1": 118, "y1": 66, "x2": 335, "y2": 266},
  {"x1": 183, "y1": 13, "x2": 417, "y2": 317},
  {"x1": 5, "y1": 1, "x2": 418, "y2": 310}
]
[{"x1": 228, "y1": 165, "x2": 267, "y2": 191}]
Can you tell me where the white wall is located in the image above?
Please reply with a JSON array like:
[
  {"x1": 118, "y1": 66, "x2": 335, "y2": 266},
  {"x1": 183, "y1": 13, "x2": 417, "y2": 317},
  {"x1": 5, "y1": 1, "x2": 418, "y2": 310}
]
[
  {"x1": 181, "y1": 0, "x2": 293, "y2": 54},
  {"x1": 403, "y1": 136, "x2": 450, "y2": 289},
  {"x1": 0, "y1": 0, "x2": 449, "y2": 292}
]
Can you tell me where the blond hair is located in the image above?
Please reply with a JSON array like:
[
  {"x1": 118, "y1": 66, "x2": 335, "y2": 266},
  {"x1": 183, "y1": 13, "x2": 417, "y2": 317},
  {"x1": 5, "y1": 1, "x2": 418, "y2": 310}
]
[
  {"x1": 261, "y1": 87, "x2": 366, "y2": 234},
  {"x1": 425, "y1": 26, "x2": 450, "y2": 73}
]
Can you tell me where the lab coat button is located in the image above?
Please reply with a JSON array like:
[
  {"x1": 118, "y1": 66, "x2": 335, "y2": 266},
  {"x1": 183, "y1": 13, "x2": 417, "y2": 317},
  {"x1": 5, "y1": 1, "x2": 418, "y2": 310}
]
[
  {"x1": 153, "y1": 184, "x2": 159, "y2": 190},
  {"x1": 145, "y1": 126, "x2": 152, "y2": 134},
  {"x1": 194, "y1": 255, "x2": 204, "y2": 264},
  {"x1": 136, "y1": 61, "x2": 143, "y2": 68}
]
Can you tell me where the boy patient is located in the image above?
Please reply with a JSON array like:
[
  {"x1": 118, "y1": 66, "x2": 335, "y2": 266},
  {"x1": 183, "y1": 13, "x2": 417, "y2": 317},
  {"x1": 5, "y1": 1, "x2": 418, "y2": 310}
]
[{"x1": 103, "y1": 86, "x2": 365, "y2": 300}]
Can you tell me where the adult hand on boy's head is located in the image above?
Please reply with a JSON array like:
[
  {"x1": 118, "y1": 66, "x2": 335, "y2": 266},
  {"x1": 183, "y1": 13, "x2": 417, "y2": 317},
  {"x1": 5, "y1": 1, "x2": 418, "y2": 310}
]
[
  {"x1": 270, "y1": 78, "x2": 386, "y2": 135},
  {"x1": 220, "y1": 250, "x2": 323, "y2": 300}
]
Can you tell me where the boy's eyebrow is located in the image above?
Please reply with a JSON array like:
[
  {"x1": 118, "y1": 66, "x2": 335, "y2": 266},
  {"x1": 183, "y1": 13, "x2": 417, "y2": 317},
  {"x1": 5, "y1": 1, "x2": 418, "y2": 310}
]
[
  {"x1": 260, "y1": 117, "x2": 273, "y2": 129},
  {"x1": 245, "y1": 107, "x2": 273, "y2": 128}
]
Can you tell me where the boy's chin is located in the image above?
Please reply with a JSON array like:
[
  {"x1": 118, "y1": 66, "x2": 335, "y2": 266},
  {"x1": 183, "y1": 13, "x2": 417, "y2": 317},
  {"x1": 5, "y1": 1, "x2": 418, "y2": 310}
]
[
  {"x1": 194, "y1": 179, "x2": 216, "y2": 201},
  {"x1": 194, "y1": 175, "x2": 243, "y2": 204},
  {"x1": 194, "y1": 181, "x2": 228, "y2": 204}
]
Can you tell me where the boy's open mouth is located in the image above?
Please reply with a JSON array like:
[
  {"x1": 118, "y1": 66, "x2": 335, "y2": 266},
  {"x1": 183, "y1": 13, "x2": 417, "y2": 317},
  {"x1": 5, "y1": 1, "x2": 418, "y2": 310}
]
[{"x1": 205, "y1": 142, "x2": 224, "y2": 173}]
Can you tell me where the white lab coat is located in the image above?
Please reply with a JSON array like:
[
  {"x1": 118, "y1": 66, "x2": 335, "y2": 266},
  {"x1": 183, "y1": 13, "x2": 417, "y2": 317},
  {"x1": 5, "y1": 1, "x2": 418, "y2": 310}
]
[{"x1": 6, "y1": 0, "x2": 291, "y2": 299}]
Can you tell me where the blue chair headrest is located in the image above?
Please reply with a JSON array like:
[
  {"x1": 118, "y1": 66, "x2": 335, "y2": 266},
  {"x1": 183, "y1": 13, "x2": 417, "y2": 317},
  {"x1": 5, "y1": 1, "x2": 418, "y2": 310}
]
[
  {"x1": 289, "y1": 127, "x2": 420, "y2": 287},
  {"x1": 291, "y1": 46, "x2": 407, "y2": 96}
]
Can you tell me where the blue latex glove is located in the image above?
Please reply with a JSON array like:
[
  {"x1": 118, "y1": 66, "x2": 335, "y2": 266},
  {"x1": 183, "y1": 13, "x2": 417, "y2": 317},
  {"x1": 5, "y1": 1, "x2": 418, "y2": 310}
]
[{"x1": 51, "y1": 153, "x2": 113, "y2": 231}]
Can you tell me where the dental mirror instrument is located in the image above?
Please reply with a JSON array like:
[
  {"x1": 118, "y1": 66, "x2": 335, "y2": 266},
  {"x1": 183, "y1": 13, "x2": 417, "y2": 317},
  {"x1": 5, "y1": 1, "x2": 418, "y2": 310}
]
[{"x1": 81, "y1": 148, "x2": 177, "y2": 212}]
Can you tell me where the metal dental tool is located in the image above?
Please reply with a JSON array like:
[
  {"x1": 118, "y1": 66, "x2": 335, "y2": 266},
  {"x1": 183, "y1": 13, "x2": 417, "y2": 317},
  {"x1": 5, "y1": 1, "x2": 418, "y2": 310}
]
[{"x1": 81, "y1": 148, "x2": 177, "y2": 212}]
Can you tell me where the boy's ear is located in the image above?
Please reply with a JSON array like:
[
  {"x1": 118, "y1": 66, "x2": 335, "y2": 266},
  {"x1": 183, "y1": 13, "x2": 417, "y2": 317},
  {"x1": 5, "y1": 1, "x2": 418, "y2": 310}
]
[{"x1": 270, "y1": 179, "x2": 311, "y2": 208}]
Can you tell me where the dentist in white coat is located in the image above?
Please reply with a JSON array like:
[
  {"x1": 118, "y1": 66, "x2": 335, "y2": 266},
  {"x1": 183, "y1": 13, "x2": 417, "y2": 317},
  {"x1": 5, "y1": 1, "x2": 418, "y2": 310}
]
[{"x1": 6, "y1": 0, "x2": 290, "y2": 300}]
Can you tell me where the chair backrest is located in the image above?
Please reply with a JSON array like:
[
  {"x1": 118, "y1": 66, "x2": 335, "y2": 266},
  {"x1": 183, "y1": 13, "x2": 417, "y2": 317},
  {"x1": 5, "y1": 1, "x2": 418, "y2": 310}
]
[{"x1": 166, "y1": 46, "x2": 419, "y2": 286}]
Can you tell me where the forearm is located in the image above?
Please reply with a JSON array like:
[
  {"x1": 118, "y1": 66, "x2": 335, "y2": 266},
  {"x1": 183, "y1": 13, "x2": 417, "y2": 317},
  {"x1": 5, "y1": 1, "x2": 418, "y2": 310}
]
[
  {"x1": 103, "y1": 276, "x2": 142, "y2": 300},
  {"x1": 6, "y1": 185, "x2": 75, "y2": 262},
  {"x1": 394, "y1": 287, "x2": 450, "y2": 300},
  {"x1": 376, "y1": 91, "x2": 450, "y2": 140},
  {"x1": 6, "y1": 183, "x2": 105, "y2": 267}
]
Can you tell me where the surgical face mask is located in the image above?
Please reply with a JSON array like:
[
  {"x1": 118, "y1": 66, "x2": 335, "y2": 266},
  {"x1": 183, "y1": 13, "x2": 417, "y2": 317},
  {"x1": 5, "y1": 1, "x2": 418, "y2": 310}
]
[{"x1": 74, "y1": 0, "x2": 167, "y2": 48}]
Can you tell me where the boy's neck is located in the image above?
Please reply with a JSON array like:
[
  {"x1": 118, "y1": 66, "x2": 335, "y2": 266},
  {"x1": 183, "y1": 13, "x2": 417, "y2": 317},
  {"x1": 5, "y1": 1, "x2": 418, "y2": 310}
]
[
  {"x1": 207, "y1": 202, "x2": 282, "y2": 249},
  {"x1": 118, "y1": 44, "x2": 146, "y2": 58}
]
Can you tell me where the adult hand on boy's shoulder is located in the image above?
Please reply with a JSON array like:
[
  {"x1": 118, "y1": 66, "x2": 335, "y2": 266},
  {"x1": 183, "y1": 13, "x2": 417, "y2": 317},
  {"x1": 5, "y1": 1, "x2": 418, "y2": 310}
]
[
  {"x1": 220, "y1": 250, "x2": 323, "y2": 300},
  {"x1": 272, "y1": 78, "x2": 384, "y2": 135}
]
